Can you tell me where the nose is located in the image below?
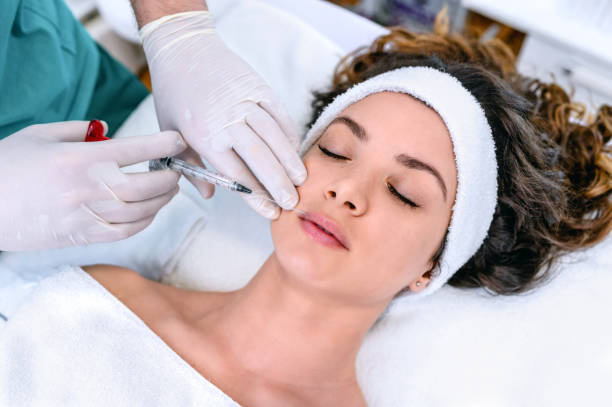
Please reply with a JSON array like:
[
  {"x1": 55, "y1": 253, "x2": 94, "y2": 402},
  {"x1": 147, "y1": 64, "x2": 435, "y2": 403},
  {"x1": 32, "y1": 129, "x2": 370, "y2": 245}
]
[{"x1": 324, "y1": 178, "x2": 368, "y2": 215}]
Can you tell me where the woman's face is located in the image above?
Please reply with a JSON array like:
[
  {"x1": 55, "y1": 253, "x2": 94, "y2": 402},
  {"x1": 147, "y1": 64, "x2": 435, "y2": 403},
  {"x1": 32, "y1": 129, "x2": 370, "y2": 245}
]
[{"x1": 270, "y1": 92, "x2": 457, "y2": 306}]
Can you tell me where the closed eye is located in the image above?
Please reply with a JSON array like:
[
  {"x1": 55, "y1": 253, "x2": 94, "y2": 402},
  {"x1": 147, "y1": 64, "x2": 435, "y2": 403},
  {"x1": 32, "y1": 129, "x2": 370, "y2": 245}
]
[
  {"x1": 318, "y1": 144, "x2": 348, "y2": 160},
  {"x1": 387, "y1": 183, "x2": 419, "y2": 208},
  {"x1": 319, "y1": 144, "x2": 418, "y2": 208}
]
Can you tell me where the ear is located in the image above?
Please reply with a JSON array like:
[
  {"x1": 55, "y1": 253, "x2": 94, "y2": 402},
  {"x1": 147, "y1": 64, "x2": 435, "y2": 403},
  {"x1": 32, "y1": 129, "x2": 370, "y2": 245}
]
[{"x1": 408, "y1": 272, "x2": 431, "y2": 292}]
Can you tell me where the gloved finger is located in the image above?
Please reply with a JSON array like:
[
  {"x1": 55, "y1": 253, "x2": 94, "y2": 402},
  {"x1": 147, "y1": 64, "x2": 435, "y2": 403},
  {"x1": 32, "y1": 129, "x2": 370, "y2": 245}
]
[
  {"x1": 205, "y1": 149, "x2": 281, "y2": 219},
  {"x1": 258, "y1": 99, "x2": 301, "y2": 152},
  {"x1": 37, "y1": 120, "x2": 109, "y2": 142},
  {"x1": 246, "y1": 108, "x2": 307, "y2": 186},
  {"x1": 92, "y1": 214, "x2": 157, "y2": 244},
  {"x1": 241, "y1": 186, "x2": 281, "y2": 220},
  {"x1": 241, "y1": 189, "x2": 282, "y2": 220},
  {"x1": 110, "y1": 170, "x2": 181, "y2": 202},
  {"x1": 87, "y1": 186, "x2": 179, "y2": 224},
  {"x1": 229, "y1": 123, "x2": 299, "y2": 210},
  {"x1": 93, "y1": 131, "x2": 187, "y2": 167},
  {"x1": 174, "y1": 147, "x2": 215, "y2": 199}
]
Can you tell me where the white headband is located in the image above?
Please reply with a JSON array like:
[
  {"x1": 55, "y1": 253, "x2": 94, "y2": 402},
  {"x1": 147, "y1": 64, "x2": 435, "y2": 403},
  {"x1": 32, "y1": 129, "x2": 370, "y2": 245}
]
[{"x1": 300, "y1": 66, "x2": 498, "y2": 306}]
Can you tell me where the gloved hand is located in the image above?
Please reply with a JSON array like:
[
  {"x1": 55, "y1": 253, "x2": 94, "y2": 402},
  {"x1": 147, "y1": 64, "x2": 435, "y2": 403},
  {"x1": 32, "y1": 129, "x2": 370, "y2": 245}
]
[
  {"x1": 140, "y1": 11, "x2": 307, "y2": 219},
  {"x1": 0, "y1": 121, "x2": 187, "y2": 251}
]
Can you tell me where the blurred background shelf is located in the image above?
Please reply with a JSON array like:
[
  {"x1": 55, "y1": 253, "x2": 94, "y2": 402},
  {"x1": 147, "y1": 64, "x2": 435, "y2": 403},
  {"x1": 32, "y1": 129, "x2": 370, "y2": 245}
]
[
  {"x1": 333, "y1": 0, "x2": 612, "y2": 108},
  {"x1": 462, "y1": 0, "x2": 612, "y2": 109}
]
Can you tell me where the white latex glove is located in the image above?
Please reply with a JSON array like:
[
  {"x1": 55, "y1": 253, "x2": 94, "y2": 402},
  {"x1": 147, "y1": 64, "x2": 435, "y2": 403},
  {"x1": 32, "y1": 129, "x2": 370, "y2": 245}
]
[
  {"x1": 0, "y1": 121, "x2": 187, "y2": 251},
  {"x1": 140, "y1": 11, "x2": 307, "y2": 219}
]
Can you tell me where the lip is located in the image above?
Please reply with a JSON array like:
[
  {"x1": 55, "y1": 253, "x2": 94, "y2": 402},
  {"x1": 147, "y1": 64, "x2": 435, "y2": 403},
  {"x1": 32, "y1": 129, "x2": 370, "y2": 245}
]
[{"x1": 298, "y1": 211, "x2": 350, "y2": 250}]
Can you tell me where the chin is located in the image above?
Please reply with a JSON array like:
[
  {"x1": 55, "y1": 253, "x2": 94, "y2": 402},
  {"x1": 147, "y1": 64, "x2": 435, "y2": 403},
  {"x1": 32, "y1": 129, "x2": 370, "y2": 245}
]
[{"x1": 270, "y1": 209, "x2": 342, "y2": 286}]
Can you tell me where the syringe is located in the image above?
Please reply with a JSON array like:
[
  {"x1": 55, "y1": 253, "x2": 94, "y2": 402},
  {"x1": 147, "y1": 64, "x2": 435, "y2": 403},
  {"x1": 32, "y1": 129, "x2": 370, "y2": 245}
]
[
  {"x1": 149, "y1": 157, "x2": 305, "y2": 216},
  {"x1": 150, "y1": 157, "x2": 252, "y2": 193}
]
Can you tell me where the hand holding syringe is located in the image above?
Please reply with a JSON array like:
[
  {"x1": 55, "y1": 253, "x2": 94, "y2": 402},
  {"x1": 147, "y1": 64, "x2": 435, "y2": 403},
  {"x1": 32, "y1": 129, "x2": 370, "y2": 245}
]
[{"x1": 149, "y1": 157, "x2": 305, "y2": 216}]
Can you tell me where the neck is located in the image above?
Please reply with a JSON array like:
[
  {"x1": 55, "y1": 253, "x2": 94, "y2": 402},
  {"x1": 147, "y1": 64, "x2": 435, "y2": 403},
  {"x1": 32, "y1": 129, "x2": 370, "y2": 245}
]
[{"x1": 197, "y1": 252, "x2": 387, "y2": 391}]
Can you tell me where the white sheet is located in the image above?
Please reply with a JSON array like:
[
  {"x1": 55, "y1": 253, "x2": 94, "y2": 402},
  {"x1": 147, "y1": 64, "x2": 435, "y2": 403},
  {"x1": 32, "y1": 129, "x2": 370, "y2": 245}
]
[{"x1": 0, "y1": 266, "x2": 240, "y2": 406}]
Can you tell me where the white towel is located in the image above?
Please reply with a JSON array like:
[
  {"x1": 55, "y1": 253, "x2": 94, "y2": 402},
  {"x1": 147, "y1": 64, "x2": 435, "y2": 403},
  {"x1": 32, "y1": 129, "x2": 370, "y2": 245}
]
[{"x1": 0, "y1": 266, "x2": 241, "y2": 407}]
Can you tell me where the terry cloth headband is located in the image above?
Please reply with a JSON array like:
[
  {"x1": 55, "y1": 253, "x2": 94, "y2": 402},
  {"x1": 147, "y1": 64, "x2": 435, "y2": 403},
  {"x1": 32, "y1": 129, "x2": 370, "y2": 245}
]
[{"x1": 299, "y1": 66, "x2": 498, "y2": 306}]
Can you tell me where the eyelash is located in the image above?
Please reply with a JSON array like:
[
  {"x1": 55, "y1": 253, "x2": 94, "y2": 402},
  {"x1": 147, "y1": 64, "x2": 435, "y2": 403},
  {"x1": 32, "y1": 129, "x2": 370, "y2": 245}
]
[
  {"x1": 318, "y1": 144, "x2": 419, "y2": 208},
  {"x1": 387, "y1": 183, "x2": 419, "y2": 208},
  {"x1": 318, "y1": 144, "x2": 348, "y2": 160}
]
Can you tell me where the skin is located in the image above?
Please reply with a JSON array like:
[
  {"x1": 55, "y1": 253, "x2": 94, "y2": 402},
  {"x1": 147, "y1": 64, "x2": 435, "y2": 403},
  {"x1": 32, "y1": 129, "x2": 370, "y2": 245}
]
[
  {"x1": 86, "y1": 92, "x2": 457, "y2": 406},
  {"x1": 130, "y1": 0, "x2": 208, "y2": 27}
]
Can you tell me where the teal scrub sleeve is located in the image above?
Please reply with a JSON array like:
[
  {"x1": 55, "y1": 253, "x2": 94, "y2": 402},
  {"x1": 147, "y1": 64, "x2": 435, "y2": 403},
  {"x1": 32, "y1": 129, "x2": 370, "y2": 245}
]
[{"x1": 0, "y1": 0, "x2": 149, "y2": 139}]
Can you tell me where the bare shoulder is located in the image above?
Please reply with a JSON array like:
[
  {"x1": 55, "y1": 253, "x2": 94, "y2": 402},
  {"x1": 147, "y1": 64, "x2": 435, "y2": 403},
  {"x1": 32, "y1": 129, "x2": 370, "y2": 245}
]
[
  {"x1": 83, "y1": 265, "x2": 235, "y2": 342},
  {"x1": 83, "y1": 265, "x2": 150, "y2": 302},
  {"x1": 83, "y1": 264, "x2": 181, "y2": 323},
  {"x1": 82, "y1": 265, "x2": 220, "y2": 326}
]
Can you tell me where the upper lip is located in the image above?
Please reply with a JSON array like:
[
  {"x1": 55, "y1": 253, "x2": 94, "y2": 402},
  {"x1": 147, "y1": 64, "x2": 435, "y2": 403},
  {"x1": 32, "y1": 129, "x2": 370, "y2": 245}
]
[{"x1": 299, "y1": 211, "x2": 350, "y2": 250}]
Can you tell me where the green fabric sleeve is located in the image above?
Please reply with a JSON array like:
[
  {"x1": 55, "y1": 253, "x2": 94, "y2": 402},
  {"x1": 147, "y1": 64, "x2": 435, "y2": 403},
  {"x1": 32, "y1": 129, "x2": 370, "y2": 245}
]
[{"x1": 0, "y1": 0, "x2": 148, "y2": 139}]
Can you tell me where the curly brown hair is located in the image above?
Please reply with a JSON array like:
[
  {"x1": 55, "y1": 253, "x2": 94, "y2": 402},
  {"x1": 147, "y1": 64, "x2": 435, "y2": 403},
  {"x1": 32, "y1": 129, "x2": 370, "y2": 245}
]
[{"x1": 307, "y1": 13, "x2": 612, "y2": 296}]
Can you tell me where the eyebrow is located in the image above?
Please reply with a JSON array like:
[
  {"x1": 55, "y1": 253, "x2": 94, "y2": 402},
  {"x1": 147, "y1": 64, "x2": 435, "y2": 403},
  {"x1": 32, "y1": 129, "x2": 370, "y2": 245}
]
[
  {"x1": 395, "y1": 154, "x2": 447, "y2": 201},
  {"x1": 330, "y1": 115, "x2": 448, "y2": 201},
  {"x1": 329, "y1": 116, "x2": 369, "y2": 142}
]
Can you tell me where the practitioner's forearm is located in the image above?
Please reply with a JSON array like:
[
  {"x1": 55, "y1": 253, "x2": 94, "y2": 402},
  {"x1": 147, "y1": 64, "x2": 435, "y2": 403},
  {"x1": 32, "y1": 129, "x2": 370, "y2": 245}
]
[{"x1": 130, "y1": 0, "x2": 208, "y2": 27}]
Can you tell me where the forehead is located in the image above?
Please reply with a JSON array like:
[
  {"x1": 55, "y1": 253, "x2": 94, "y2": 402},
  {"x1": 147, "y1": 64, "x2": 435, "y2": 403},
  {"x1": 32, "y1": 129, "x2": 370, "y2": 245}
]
[{"x1": 338, "y1": 92, "x2": 449, "y2": 145}]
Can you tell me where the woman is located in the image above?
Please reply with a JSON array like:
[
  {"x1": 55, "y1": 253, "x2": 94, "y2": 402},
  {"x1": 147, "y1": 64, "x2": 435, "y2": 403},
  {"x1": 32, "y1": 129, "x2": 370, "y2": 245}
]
[{"x1": 5, "y1": 16, "x2": 612, "y2": 407}]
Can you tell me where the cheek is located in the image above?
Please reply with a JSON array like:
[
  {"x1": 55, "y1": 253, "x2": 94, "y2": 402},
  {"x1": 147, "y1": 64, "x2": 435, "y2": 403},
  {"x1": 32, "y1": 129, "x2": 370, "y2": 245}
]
[
  {"x1": 357, "y1": 207, "x2": 446, "y2": 287},
  {"x1": 301, "y1": 154, "x2": 327, "y2": 184},
  {"x1": 357, "y1": 221, "x2": 427, "y2": 287}
]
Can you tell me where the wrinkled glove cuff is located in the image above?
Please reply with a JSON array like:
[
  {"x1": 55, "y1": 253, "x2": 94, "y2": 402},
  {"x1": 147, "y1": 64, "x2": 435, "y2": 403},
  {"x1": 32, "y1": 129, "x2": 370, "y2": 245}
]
[{"x1": 139, "y1": 10, "x2": 215, "y2": 45}]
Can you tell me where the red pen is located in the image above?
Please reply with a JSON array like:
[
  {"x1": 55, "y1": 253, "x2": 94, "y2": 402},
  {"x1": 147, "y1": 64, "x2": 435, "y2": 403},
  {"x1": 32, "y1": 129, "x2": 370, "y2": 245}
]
[{"x1": 85, "y1": 120, "x2": 109, "y2": 142}]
